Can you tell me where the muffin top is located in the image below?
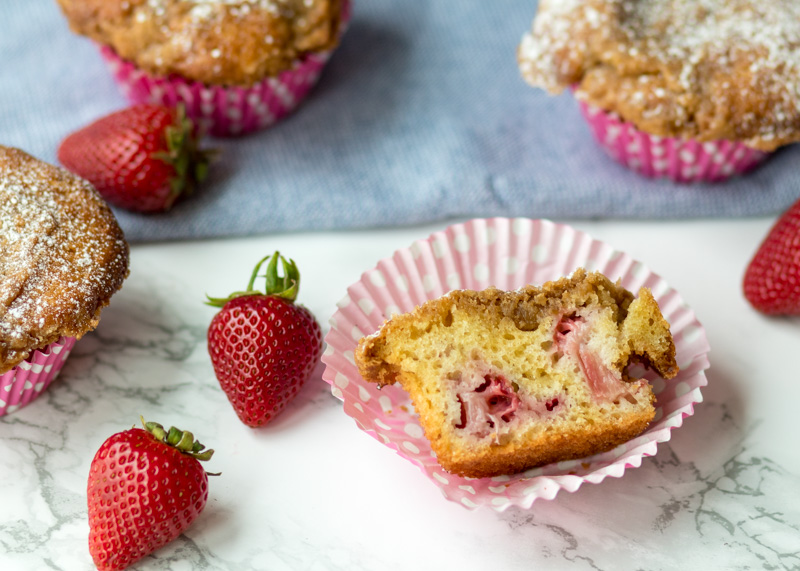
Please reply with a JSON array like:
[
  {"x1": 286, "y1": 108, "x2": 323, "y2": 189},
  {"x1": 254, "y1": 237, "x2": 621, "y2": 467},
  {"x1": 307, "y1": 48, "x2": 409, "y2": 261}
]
[
  {"x1": 0, "y1": 146, "x2": 129, "y2": 374},
  {"x1": 518, "y1": 0, "x2": 800, "y2": 151},
  {"x1": 56, "y1": 0, "x2": 347, "y2": 87}
]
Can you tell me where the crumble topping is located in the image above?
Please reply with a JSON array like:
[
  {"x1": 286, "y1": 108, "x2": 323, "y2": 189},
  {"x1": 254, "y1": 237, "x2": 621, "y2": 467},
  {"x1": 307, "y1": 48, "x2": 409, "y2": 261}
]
[
  {"x1": 0, "y1": 146, "x2": 129, "y2": 373},
  {"x1": 518, "y1": 0, "x2": 800, "y2": 149}
]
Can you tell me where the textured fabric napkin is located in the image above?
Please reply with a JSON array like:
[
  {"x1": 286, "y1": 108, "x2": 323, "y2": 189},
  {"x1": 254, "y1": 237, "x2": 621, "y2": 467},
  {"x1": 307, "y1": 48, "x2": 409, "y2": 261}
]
[{"x1": 2, "y1": 1, "x2": 799, "y2": 243}]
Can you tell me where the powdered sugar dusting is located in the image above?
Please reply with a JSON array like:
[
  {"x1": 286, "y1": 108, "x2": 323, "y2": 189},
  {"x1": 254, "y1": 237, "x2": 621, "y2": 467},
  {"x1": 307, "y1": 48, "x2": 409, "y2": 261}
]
[
  {"x1": 148, "y1": 0, "x2": 290, "y2": 25},
  {"x1": 57, "y1": 0, "x2": 347, "y2": 86},
  {"x1": 620, "y1": 0, "x2": 800, "y2": 94},
  {"x1": 518, "y1": 0, "x2": 589, "y2": 94},
  {"x1": 518, "y1": 0, "x2": 800, "y2": 149},
  {"x1": 0, "y1": 147, "x2": 129, "y2": 373}
]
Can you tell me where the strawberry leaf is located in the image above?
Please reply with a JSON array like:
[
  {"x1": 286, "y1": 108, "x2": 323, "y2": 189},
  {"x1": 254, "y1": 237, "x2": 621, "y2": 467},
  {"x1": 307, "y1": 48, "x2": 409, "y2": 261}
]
[
  {"x1": 151, "y1": 104, "x2": 216, "y2": 208},
  {"x1": 206, "y1": 251, "x2": 301, "y2": 307},
  {"x1": 141, "y1": 416, "x2": 215, "y2": 461}
]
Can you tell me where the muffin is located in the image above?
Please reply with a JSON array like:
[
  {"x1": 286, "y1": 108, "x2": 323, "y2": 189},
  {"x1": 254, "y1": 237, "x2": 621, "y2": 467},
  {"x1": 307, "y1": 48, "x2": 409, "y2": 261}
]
[
  {"x1": 0, "y1": 145, "x2": 129, "y2": 416},
  {"x1": 56, "y1": 0, "x2": 351, "y2": 136},
  {"x1": 355, "y1": 269, "x2": 678, "y2": 478},
  {"x1": 322, "y1": 217, "x2": 710, "y2": 508},
  {"x1": 518, "y1": 0, "x2": 800, "y2": 182}
]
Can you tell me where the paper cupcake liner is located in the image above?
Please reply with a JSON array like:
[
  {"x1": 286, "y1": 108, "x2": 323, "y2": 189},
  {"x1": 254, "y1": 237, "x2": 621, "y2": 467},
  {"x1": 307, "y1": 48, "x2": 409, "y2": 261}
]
[
  {"x1": 0, "y1": 336, "x2": 76, "y2": 417},
  {"x1": 99, "y1": 0, "x2": 351, "y2": 137},
  {"x1": 577, "y1": 100, "x2": 769, "y2": 182},
  {"x1": 321, "y1": 218, "x2": 710, "y2": 511}
]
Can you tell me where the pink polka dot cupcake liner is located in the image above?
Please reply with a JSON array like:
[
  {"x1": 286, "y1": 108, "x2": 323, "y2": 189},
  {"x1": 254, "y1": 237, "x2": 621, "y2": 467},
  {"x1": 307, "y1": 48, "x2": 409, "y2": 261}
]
[
  {"x1": 577, "y1": 99, "x2": 769, "y2": 183},
  {"x1": 321, "y1": 218, "x2": 710, "y2": 511},
  {"x1": 99, "y1": 0, "x2": 351, "y2": 137},
  {"x1": 0, "y1": 336, "x2": 76, "y2": 417}
]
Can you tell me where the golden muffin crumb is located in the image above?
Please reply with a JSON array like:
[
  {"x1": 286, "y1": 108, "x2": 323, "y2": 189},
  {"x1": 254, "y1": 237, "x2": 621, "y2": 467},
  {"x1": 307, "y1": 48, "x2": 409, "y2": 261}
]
[{"x1": 356, "y1": 269, "x2": 678, "y2": 478}]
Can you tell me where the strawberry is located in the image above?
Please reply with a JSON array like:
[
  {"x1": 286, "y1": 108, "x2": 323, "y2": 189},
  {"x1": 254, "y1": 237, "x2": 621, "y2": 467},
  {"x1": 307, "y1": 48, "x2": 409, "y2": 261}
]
[
  {"x1": 87, "y1": 418, "x2": 215, "y2": 571},
  {"x1": 743, "y1": 196, "x2": 800, "y2": 315},
  {"x1": 58, "y1": 104, "x2": 211, "y2": 213},
  {"x1": 206, "y1": 252, "x2": 323, "y2": 427}
]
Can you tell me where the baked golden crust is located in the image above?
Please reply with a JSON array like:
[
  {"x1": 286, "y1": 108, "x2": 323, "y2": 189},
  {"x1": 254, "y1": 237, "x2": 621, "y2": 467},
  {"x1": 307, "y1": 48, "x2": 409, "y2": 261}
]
[
  {"x1": 356, "y1": 269, "x2": 678, "y2": 478},
  {"x1": 56, "y1": 0, "x2": 346, "y2": 87},
  {"x1": 518, "y1": 0, "x2": 800, "y2": 151},
  {"x1": 358, "y1": 270, "x2": 677, "y2": 387},
  {"x1": 0, "y1": 146, "x2": 129, "y2": 374}
]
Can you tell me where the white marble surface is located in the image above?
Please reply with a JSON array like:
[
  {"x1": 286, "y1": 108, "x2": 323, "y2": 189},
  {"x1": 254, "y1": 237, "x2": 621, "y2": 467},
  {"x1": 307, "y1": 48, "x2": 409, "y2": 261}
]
[{"x1": 1, "y1": 218, "x2": 799, "y2": 571}]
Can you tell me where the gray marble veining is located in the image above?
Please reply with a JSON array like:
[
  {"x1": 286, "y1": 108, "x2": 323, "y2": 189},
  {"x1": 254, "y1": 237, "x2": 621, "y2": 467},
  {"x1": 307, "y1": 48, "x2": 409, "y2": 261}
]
[{"x1": 2, "y1": 225, "x2": 800, "y2": 571}]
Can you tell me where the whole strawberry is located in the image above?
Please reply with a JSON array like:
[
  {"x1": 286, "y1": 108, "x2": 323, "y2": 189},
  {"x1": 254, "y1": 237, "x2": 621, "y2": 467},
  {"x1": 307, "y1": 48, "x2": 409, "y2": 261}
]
[
  {"x1": 207, "y1": 252, "x2": 323, "y2": 427},
  {"x1": 58, "y1": 104, "x2": 211, "y2": 213},
  {"x1": 743, "y1": 196, "x2": 800, "y2": 315},
  {"x1": 87, "y1": 418, "x2": 214, "y2": 571}
]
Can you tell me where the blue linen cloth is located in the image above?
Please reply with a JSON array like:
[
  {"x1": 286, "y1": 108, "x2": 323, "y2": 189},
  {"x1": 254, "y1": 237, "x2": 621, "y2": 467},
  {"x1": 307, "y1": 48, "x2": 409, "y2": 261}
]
[{"x1": 2, "y1": 1, "x2": 799, "y2": 243}]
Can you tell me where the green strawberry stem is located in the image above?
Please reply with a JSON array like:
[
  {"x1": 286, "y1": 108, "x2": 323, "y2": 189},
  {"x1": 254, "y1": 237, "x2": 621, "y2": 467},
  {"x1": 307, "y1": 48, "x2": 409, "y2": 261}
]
[
  {"x1": 152, "y1": 104, "x2": 215, "y2": 203},
  {"x1": 205, "y1": 251, "x2": 300, "y2": 307},
  {"x1": 140, "y1": 417, "x2": 214, "y2": 461}
]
